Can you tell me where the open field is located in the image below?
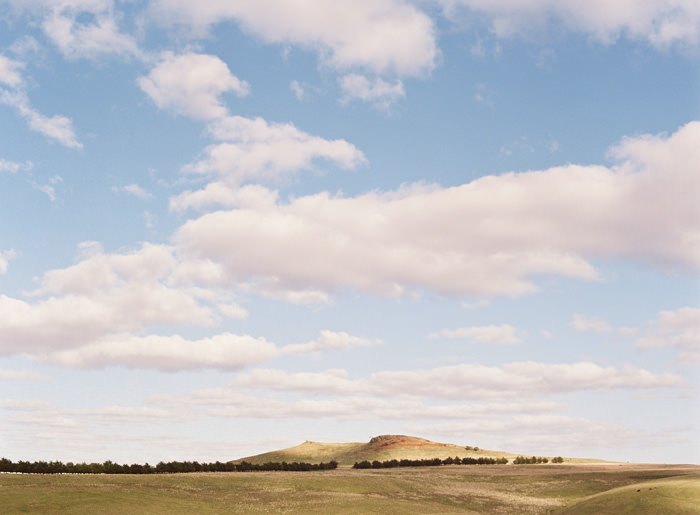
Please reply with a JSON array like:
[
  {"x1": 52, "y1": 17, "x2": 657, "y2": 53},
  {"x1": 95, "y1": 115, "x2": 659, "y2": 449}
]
[{"x1": 1, "y1": 463, "x2": 698, "y2": 514}]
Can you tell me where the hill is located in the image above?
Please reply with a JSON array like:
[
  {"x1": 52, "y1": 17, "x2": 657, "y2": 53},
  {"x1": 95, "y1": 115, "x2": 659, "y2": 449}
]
[
  {"x1": 557, "y1": 476, "x2": 700, "y2": 514},
  {"x1": 233, "y1": 434, "x2": 517, "y2": 466}
]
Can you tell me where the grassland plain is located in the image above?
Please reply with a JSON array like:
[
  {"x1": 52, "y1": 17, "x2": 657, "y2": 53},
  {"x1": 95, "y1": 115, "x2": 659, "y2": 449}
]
[{"x1": 1, "y1": 464, "x2": 698, "y2": 514}]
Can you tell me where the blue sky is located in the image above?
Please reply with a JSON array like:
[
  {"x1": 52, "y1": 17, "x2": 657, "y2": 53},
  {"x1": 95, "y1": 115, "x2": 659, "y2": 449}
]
[{"x1": 0, "y1": 0, "x2": 699, "y2": 464}]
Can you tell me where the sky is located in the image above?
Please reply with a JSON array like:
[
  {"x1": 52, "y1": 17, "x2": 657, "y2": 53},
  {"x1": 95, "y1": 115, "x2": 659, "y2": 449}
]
[{"x1": 0, "y1": 0, "x2": 699, "y2": 465}]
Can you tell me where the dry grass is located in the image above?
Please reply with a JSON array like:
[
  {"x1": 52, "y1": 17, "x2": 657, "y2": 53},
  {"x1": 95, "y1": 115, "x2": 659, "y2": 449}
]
[
  {"x1": 233, "y1": 434, "x2": 521, "y2": 466},
  {"x1": 1, "y1": 463, "x2": 698, "y2": 514}
]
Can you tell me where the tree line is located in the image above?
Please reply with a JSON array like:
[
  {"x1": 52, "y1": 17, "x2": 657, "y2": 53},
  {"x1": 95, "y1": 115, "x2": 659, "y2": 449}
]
[
  {"x1": 513, "y1": 456, "x2": 564, "y2": 464},
  {"x1": 353, "y1": 456, "x2": 509, "y2": 469},
  {"x1": 0, "y1": 458, "x2": 338, "y2": 474}
]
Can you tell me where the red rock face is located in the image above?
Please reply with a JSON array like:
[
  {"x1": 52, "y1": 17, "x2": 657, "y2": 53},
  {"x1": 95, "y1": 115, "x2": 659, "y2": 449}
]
[{"x1": 368, "y1": 435, "x2": 448, "y2": 448}]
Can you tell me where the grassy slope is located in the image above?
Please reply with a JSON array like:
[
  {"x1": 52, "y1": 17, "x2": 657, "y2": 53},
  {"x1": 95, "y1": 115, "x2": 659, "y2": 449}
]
[
  {"x1": 557, "y1": 476, "x2": 700, "y2": 514},
  {"x1": 233, "y1": 435, "x2": 517, "y2": 465},
  {"x1": 2, "y1": 464, "x2": 697, "y2": 514}
]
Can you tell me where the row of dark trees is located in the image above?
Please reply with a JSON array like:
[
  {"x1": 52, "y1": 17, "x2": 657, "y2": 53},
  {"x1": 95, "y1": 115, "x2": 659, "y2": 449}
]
[
  {"x1": 513, "y1": 456, "x2": 564, "y2": 464},
  {"x1": 0, "y1": 458, "x2": 338, "y2": 474},
  {"x1": 353, "y1": 456, "x2": 509, "y2": 469}
]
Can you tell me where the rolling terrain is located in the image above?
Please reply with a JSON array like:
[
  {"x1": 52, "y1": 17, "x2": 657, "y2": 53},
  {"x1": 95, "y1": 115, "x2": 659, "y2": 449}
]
[
  {"x1": 232, "y1": 434, "x2": 611, "y2": 466},
  {"x1": 2, "y1": 435, "x2": 696, "y2": 513},
  {"x1": 233, "y1": 434, "x2": 519, "y2": 465},
  {"x1": 1, "y1": 463, "x2": 698, "y2": 514}
]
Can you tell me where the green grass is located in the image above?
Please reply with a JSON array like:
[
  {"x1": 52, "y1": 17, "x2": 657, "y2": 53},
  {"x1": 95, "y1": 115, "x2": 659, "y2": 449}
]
[
  {"x1": 557, "y1": 476, "x2": 700, "y2": 514},
  {"x1": 1, "y1": 464, "x2": 698, "y2": 514}
]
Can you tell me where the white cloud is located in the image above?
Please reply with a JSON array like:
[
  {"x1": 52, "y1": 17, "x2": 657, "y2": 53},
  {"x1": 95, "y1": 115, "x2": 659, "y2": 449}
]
[
  {"x1": 440, "y1": 0, "x2": 700, "y2": 48},
  {"x1": 283, "y1": 330, "x2": 383, "y2": 354},
  {"x1": 202, "y1": 395, "x2": 564, "y2": 422},
  {"x1": 433, "y1": 324, "x2": 520, "y2": 344},
  {"x1": 289, "y1": 80, "x2": 304, "y2": 100},
  {"x1": 0, "y1": 243, "x2": 391, "y2": 370},
  {"x1": 139, "y1": 52, "x2": 249, "y2": 121},
  {"x1": 0, "y1": 159, "x2": 32, "y2": 174},
  {"x1": 232, "y1": 368, "x2": 364, "y2": 395},
  {"x1": 47, "y1": 332, "x2": 279, "y2": 371},
  {"x1": 219, "y1": 360, "x2": 682, "y2": 401},
  {"x1": 170, "y1": 182, "x2": 279, "y2": 212},
  {"x1": 217, "y1": 302, "x2": 249, "y2": 320},
  {"x1": 0, "y1": 243, "x2": 220, "y2": 355},
  {"x1": 9, "y1": 0, "x2": 141, "y2": 60},
  {"x1": 339, "y1": 74, "x2": 405, "y2": 110},
  {"x1": 140, "y1": 54, "x2": 365, "y2": 194},
  {"x1": 0, "y1": 400, "x2": 47, "y2": 412},
  {"x1": 176, "y1": 121, "x2": 700, "y2": 300},
  {"x1": 184, "y1": 384, "x2": 563, "y2": 421},
  {"x1": 369, "y1": 361, "x2": 682, "y2": 400},
  {"x1": 571, "y1": 314, "x2": 612, "y2": 333},
  {"x1": 0, "y1": 54, "x2": 24, "y2": 87},
  {"x1": 0, "y1": 89, "x2": 82, "y2": 148},
  {"x1": 636, "y1": 307, "x2": 700, "y2": 364},
  {"x1": 462, "y1": 300, "x2": 490, "y2": 310},
  {"x1": 82, "y1": 405, "x2": 172, "y2": 422},
  {"x1": 0, "y1": 369, "x2": 46, "y2": 381},
  {"x1": 114, "y1": 183, "x2": 152, "y2": 200},
  {"x1": 8, "y1": 36, "x2": 43, "y2": 58},
  {"x1": 32, "y1": 175, "x2": 64, "y2": 202},
  {"x1": 0, "y1": 249, "x2": 17, "y2": 275},
  {"x1": 139, "y1": 53, "x2": 364, "y2": 198},
  {"x1": 177, "y1": 115, "x2": 366, "y2": 194},
  {"x1": 150, "y1": 0, "x2": 437, "y2": 76}
]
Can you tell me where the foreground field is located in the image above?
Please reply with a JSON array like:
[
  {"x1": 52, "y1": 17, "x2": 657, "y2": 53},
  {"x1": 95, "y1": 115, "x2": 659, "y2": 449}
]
[{"x1": 1, "y1": 464, "x2": 698, "y2": 514}]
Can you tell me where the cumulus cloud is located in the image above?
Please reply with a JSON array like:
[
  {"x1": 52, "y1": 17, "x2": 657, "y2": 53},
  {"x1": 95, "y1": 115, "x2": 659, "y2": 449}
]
[
  {"x1": 432, "y1": 324, "x2": 520, "y2": 344},
  {"x1": 161, "y1": 361, "x2": 680, "y2": 438},
  {"x1": 139, "y1": 52, "x2": 249, "y2": 120},
  {"x1": 283, "y1": 330, "x2": 383, "y2": 354},
  {"x1": 0, "y1": 239, "x2": 384, "y2": 370},
  {"x1": 8, "y1": 0, "x2": 141, "y2": 60},
  {"x1": 0, "y1": 243, "x2": 221, "y2": 355},
  {"x1": 150, "y1": 0, "x2": 437, "y2": 76},
  {"x1": 176, "y1": 121, "x2": 700, "y2": 300},
  {"x1": 169, "y1": 182, "x2": 279, "y2": 212},
  {"x1": 440, "y1": 0, "x2": 700, "y2": 48},
  {"x1": 181, "y1": 115, "x2": 366, "y2": 189},
  {"x1": 45, "y1": 329, "x2": 379, "y2": 371},
  {"x1": 139, "y1": 53, "x2": 365, "y2": 197},
  {"x1": 47, "y1": 333, "x2": 279, "y2": 371},
  {"x1": 369, "y1": 361, "x2": 682, "y2": 399},
  {"x1": 232, "y1": 368, "x2": 364, "y2": 394},
  {"x1": 113, "y1": 183, "x2": 152, "y2": 200},
  {"x1": 339, "y1": 74, "x2": 405, "y2": 110},
  {"x1": 198, "y1": 393, "x2": 563, "y2": 421},
  {"x1": 571, "y1": 314, "x2": 612, "y2": 333},
  {"x1": 635, "y1": 307, "x2": 700, "y2": 364},
  {"x1": 0, "y1": 249, "x2": 17, "y2": 275},
  {"x1": 222, "y1": 361, "x2": 682, "y2": 401},
  {"x1": 0, "y1": 55, "x2": 24, "y2": 87}
]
